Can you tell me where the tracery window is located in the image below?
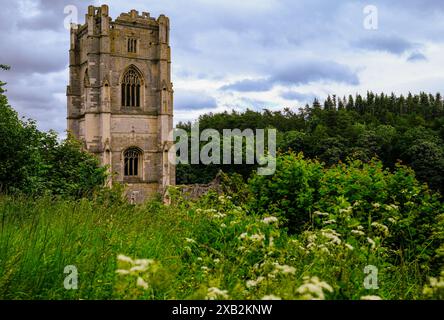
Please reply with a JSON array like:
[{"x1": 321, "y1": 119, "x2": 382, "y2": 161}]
[
  {"x1": 124, "y1": 147, "x2": 142, "y2": 177},
  {"x1": 121, "y1": 68, "x2": 141, "y2": 107}
]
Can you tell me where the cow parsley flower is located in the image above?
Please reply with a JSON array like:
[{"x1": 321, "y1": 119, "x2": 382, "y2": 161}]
[
  {"x1": 361, "y1": 295, "x2": 382, "y2": 300},
  {"x1": 206, "y1": 287, "x2": 229, "y2": 300},
  {"x1": 367, "y1": 237, "x2": 376, "y2": 249},
  {"x1": 296, "y1": 276, "x2": 333, "y2": 300},
  {"x1": 274, "y1": 263, "x2": 296, "y2": 275},
  {"x1": 246, "y1": 276, "x2": 265, "y2": 288},
  {"x1": 351, "y1": 230, "x2": 365, "y2": 236},
  {"x1": 117, "y1": 254, "x2": 134, "y2": 264},
  {"x1": 261, "y1": 295, "x2": 281, "y2": 300},
  {"x1": 262, "y1": 216, "x2": 279, "y2": 224},
  {"x1": 371, "y1": 222, "x2": 389, "y2": 237},
  {"x1": 136, "y1": 277, "x2": 149, "y2": 289}
]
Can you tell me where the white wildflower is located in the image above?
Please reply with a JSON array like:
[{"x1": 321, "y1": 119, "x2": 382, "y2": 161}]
[
  {"x1": 201, "y1": 266, "x2": 210, "y2": 272},
  {"x1": 371, "y1": 222, "x2": 389, "y2": 237},
  {"x1": 323, "y1": 219, "x2": 336, "y2": 225},
  {"x1": 206, "y1": 287, "x2": 229, "y2": 300},
  {"x1": 212, "y1": 212, "x2": 226, "y2": 219},
  {"x1": 308, "y1": 234, "x2": 317, "y2": 242},
  {"x1": 339, "y1": 207, "x2": 352, "y2": 214},
  {"x1": 261, "y1": 295, "x2": 281, "y2": 300},
  {"x1": 345, "y1": 243, "x2": 354, "y2": 251},
  {"x1": 388, "y1": 204, "x2": 399, "y2": 211},
  {"x1": 116, "y1": 269, "x2": 130, "y2": 275},
  {"x1": 185, "y1": 238, "x2": 196, "y2": 244},
  {"x1": 130, "y1": 265, "x2": 148, "y2": 272},
  {"x1": 136, "y1": 277, "x2": 149, "y2": 289},
  {"x1": 213, "y1": 258, "x2": 220, "y2": 264},
  {"x1": 360, "y1": 295, "x2": 382, "y2": 300},
  {"x1": 314, "y1": 211, "x2": 329, "y2": 217},
  {"x1": 117, "y1": 254, "x2": 134, "y2": 264},
  {"x1": 318, "y1": 245, "x2": 330, "y2": 254},
  {"x1": 351, "y1": 230, "x2": 365, "y2": 236},
  {"x1": 274, "y1": 264, "x2": 296, "y2": 275},
  {"x1": 321, "y1": 229, "x2": 341, "y2": 245},
  {"x1": 367, "y1": 237, "x2": 376, "y2": 249},
  {"x1": 423, "y1": 271, "x2": 444, "y2": 298},
  {"x1": 220, "y1": 223, "x2": 227, "y2": 228},
  {"x1": 246, "y1": 276, "x2": 265, "y2": 288},
  {"x1": 296, "y1": 276, "x2": 333, "y2": 300},
  {"x1": 262, "y1": 216, "x2": 279, "y2": 224},
  {"x1": 372, "y1": 202, "x2": 381, "y2": 209},
  {"x1": 239, "y1": 233, "x2": 248, "y2": 240},
  {"x1": 134, "y1": 259, "x2": 154, "y2": 267},
  {"x1": 388, "y1": 217, "x2": 396, "y2": 224},
  {"x1": 249, "y1": 233, "x2": 265, "y2": 242}
]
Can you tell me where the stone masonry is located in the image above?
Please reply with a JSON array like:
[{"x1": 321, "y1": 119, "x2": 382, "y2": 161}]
[{"x1": 66, "y1": 5, "x2": 175, "y2": 203}]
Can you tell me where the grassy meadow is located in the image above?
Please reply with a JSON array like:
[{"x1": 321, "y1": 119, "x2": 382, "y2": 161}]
[{"x1": 1, "y1": 155, "x2": 443, "y2": 300}]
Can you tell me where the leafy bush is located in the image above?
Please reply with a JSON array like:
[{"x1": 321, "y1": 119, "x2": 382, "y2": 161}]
[
  {"x1": 0, "y1": 96, "x2": 107, "y2": 198},
  {"x1": 247, "y1": 153, "x2": 444, "y2": 272},
  {"x1": 248, "y1": 153, "x2": 323, "y2": 233}
]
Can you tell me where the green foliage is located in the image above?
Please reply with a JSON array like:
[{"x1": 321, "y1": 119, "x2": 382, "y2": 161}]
[
  {"x1": 248, "y1": 153, "x2": 323, "y2": 233},
  {"x1": 0, "y1": 69, "x2": 107, "y2": 197},
  {"x1": 177, "y1": 92, "x2": 444, "y2": 193},
  {"x1": 0, "y1": 191, "x2": 441, "y2": 300},
  {"x1": 247, "y1": 153, "x2": 443, "y2": 272}
]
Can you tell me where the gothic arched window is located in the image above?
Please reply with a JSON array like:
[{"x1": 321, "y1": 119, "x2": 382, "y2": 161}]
[
  {"x1": 121, "y1": 67, "x2": 142, "y2": 107},
  {"x1": 124, "y1": 147, "x2": 142, "y2": 177}
]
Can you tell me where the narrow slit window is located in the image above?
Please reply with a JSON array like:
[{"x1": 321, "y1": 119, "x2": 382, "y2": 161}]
[{"x1": 128, "y1": 38, "x2": 137, "y2": 53}]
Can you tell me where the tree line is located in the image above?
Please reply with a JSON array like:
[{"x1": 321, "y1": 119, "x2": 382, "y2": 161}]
[{"x1": 177, "y1": 92, "x2": 444, "y2": 195}]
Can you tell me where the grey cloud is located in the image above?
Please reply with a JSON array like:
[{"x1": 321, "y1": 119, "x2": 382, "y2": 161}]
[
  {"x1": 280, "y1": 91, "x2": 317, "y2": 102},
  {"x1": 238, "y1": 98, "x2": 278, "y2": 110},
  {"x1": 2, "y1": 38, "x2": 67, "y2": 74},
  {"x1": 352, "y1": 35, "x2": 415, "y2": 55},
  {"x1": 174, "y1": 91, "x2": 217, "y2": 110},
  {"x1": 407, "y1": 52, "x2": 427, "y2": 62},
  {"x1": 220, "y1": 61, "x2": 359, "y2": 92},
  {"x1": 2, "y1": 0, "x2": 444, "y2": 134},
  {"x1": 272, "y1": 61, "x2": 359, "y2": 86},
  {"x1": 220, "y1": 78, "x2": 272, "y2": 92}
]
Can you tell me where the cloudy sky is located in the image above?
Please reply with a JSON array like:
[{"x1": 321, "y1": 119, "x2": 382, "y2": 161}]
[{"x1": 1, "y1": 0, "x2": 444, "y2": 134}]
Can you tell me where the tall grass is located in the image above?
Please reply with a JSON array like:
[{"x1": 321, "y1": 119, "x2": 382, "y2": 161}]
[
  {"x1": 0, "y1": 196, "x2": 191, "y2": 299},
  {"x1": 0, "y1": 194, "x2": 438, "y2": 300}
]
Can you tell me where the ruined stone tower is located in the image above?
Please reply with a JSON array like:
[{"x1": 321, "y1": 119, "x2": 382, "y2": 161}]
[{"x1": 67, "y1": 5, "x2": 175, "y2": 202}]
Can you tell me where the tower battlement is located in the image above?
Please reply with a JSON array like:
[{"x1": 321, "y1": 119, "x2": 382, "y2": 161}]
[{"x1": 71, "y1": 5, "x2": 168, "y2": 35}]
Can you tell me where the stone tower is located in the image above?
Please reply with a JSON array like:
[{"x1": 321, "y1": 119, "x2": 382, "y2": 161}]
[{"x1": 67, "y1": 5, "x2": 175, "y2": 202}]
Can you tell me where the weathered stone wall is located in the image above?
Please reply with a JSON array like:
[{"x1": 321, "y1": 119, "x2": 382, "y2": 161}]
[{"x1": 67, "y1": 5, "x2": 175, "y2": 202}]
